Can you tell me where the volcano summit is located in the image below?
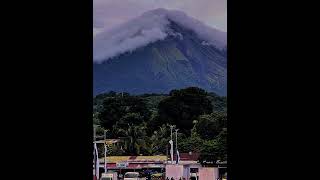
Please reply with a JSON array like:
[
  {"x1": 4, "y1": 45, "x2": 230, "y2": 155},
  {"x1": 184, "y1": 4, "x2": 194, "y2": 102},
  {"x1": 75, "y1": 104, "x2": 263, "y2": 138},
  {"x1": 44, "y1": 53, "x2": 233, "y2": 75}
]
[{"x1": 93, "y1": 8, "x2": 227, "y2": 96}]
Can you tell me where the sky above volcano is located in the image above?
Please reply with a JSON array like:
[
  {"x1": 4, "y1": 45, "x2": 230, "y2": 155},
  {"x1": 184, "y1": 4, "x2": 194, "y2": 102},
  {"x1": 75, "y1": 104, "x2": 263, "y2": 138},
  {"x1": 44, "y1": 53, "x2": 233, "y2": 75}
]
[{"x1": 93, "y1": 0, "x2": 227, "y2": 36}]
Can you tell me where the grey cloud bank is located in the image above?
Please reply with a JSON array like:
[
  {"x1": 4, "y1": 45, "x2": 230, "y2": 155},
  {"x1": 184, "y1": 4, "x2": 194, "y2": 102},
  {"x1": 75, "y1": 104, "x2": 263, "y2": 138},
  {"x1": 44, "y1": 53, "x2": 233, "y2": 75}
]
[
  {"x1": 93, "y1": 8, "x2": 227, "y2": 63},
  {"x1": 93, "y1": 0, "x2": 227, "y2": 36}
]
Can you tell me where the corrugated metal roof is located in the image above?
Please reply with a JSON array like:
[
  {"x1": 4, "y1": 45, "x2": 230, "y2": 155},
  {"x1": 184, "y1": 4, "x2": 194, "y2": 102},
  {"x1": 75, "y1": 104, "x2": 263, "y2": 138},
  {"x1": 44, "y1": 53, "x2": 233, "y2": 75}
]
[{"x1": 99, "y1": 156, "x2": 167, "y2": 163}]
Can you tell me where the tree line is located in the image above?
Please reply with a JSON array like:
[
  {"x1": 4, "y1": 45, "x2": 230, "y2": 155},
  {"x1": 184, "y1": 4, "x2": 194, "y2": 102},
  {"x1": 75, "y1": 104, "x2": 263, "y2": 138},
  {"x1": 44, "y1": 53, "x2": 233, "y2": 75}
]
[{"x1": 93, "y1": 87, "x2": 227, "y2": 164}]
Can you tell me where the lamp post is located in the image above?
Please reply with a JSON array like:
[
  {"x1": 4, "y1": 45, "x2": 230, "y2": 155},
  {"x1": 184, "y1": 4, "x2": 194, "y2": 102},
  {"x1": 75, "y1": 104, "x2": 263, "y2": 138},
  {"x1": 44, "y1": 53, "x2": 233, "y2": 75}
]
[
  {"x1": 104, "y1": 129, "x2": 109, "y2": 173},
  {"x1": 175, "y1": 129, "x2": 178, "y2": 150},
  {"x1": 169, "y1": 125, "x2": 174, "y2": 164},
  {"x1": 175, "y1": 129, "x2": 179, "y2": 164},
  {"x1": 93, "y1": 125, "x2": 100, "y2": 180}
]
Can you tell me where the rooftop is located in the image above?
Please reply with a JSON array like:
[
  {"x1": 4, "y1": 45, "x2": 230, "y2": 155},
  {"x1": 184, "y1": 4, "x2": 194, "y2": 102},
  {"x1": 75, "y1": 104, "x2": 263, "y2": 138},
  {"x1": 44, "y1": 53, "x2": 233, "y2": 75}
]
[{"x1": 99, "y1": 156, "x2": 167, "y2": 163}]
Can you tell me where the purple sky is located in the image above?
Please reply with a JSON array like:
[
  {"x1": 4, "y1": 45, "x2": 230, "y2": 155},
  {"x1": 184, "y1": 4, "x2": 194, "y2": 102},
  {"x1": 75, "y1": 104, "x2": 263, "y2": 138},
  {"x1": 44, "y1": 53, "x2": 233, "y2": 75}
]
[{"x1": 93, "y1": 0, "x2": 227, "y2": 36}]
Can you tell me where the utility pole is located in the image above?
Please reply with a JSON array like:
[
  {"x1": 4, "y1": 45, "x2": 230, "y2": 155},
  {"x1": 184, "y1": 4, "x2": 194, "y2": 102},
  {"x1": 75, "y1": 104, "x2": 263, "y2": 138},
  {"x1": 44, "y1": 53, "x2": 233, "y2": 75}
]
[
  {"x1": 93, "y1": 125, "x2": 97, "y2": 179},
  {"x1": 104, "y1": 130, "x2": 108, "y2": 173},
  {"x1": 170, "y1": 125, "x2": 174, "y2": 140},
  {"x1": 166, "y1": 144, "x2": 168, "y2": 163},
  {"x1": 169, "y1": 125, "x2": 174, "y2": 164},
  {"x1": 175, "y1": 129, "x2": 178, "y2": 150},
  {"x1": 93, "y1": 125, "x2": 96, "y2": 142},
  {"x1": 93, "y1": 125, "x2": 100, "y2": 179},
  {"x1": 175, "y1": 129, "x2": 179, "y2": 164}
]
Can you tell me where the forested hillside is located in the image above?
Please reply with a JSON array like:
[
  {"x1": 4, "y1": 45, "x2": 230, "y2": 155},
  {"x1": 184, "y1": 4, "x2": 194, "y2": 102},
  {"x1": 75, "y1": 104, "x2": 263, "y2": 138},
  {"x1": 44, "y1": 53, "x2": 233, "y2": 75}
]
[{"x1": 93, "y1": 87, "x2": 227, "y2": 163}]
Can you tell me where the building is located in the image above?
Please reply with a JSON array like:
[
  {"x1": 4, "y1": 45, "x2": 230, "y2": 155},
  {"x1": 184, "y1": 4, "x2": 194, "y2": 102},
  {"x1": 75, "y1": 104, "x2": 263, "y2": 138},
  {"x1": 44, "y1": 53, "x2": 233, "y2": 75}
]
[
  {"x1": 167, "y1": 152, "x2": 227, "y2": 180},
  {"x1": 94, "y1": 150, "x2": 227, "y2": 179},
  {"x1": 98, "y1": 155, "x2": 167, "y2": 175}
]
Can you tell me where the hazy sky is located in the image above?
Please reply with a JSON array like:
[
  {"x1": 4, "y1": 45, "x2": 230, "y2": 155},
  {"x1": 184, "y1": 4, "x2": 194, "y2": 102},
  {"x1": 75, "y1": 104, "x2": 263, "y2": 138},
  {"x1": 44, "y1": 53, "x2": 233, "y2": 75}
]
[{"x1": 93, "y1": 0, "x2": 227, "y2": 36}]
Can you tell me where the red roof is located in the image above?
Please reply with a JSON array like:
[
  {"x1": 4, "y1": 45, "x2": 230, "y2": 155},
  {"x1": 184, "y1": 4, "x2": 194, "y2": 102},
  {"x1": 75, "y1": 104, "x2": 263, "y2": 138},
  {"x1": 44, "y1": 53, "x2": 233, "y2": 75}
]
[
  {"x1": 172, "y1": 153, "x2": 200, "y2": 161},
  {"x1": 106, "y1": 163, "x2": 164, "y2": 169}
]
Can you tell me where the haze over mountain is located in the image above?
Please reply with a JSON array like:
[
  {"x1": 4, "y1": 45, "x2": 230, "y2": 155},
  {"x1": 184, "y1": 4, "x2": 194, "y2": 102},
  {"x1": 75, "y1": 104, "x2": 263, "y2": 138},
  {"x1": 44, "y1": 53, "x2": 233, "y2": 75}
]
[{"x1": 93, "y1": 8, "x2": 227, "y2": 96}]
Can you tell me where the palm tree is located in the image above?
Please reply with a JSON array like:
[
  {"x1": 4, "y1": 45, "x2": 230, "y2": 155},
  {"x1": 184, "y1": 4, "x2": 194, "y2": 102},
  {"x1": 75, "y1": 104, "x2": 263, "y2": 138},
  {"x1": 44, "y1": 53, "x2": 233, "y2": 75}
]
[
  {"x1": 145, "y1": 124, "x2": 170, "y2": 155},
  {"x1": 121, "y1": 124, "x2": 147, "y2": 155}
]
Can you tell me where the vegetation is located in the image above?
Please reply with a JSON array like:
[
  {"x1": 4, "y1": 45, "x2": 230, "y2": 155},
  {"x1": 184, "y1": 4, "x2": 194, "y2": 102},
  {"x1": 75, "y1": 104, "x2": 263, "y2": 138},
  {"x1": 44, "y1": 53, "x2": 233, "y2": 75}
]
[{"x1": 93, "y1": 87, "x2": 227, "y2": 164}]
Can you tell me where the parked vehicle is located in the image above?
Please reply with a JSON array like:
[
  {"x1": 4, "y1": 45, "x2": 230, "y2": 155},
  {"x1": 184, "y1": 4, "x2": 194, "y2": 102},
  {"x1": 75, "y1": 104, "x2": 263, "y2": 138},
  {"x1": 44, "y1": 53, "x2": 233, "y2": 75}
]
[
  {"x1": 151, "y1": 173, "x2": 164, "y2": 180},
  {"x1": 124, "y1": 172, "x2": 140, "y2": 180},
  {"x1": 190, "y1": 173, "x2": 198, "y2": 180},
  {"x1": 100, "y1": 172, "x2": 118, "y2": 180}
]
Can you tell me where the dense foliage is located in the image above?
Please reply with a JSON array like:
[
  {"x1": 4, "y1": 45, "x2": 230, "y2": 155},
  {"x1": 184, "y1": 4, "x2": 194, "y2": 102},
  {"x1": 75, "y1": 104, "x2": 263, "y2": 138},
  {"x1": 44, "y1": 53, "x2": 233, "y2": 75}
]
[{"x1": 93, "y1": 87, "x2": 227, "y2": 164}]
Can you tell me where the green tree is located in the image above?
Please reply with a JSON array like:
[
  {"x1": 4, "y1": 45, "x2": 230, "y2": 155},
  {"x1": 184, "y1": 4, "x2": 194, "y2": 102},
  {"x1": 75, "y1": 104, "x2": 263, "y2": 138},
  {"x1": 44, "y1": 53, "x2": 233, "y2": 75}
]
[
  {"x1": 107, "y1": 144, "x2": 125, "y2": 156},
  {"x1": 99, "y1": 95, "x2": 151, "y2": 130},
  {"x1": 93, "y1": 112, "x2": 100, "y2": 125},
  {"x1": 119, "y1": 125, "x2": 147, "y2": 155},
  {"x1": 207, "y1": 92, "x2": 227, "y2": 112},
  {"x1": 145, "y1": 124, "x2": 171, "y2": 155},
  {"x1": 157, "y1": 87, "x2": 213, "y2": 134},
  {"x1": 214, "y1": 128, "x2": 227, "y2": 161},
  {"x1": 178, "y1": 126, "x2": 203, "y2": 153},
  {"x1": 118, "y1": 113, "x2": 144, "y2": 128},
  {"x1": 199, "y1": 128, "x2": 227, "y2": 164},
  {"x1": 195, "y1": 112, "x2": 227, "y2": 140},
  {"x1": 146, "y1": 113, "x2": 163, "y2": 135}
]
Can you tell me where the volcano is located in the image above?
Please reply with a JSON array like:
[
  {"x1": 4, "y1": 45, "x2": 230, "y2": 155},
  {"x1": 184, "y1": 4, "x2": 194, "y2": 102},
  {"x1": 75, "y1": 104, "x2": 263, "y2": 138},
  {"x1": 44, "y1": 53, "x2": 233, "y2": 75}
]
[{"x1": 93, "y1": 8, "x2": 227, "y2": 96}]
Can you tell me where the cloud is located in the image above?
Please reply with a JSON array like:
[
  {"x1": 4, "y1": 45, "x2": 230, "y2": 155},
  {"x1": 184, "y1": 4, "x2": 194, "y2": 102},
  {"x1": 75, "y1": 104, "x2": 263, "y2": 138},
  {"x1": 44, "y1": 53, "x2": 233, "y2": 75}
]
[
  {"x1": 93, "y1": 0, "x2": 227, "y2": 37},
  {"x1": 93, "y1": 8, "x2": 226, "y2": 63}
]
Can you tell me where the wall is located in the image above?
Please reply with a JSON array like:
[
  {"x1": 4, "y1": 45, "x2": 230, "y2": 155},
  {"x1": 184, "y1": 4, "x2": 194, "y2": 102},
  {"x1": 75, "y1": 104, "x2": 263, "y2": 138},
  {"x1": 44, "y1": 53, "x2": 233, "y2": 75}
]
[
  {"x1": 165, "y1": 164, "x2": 184, "y2": 180},
  {"x1": 183, "y1": 165, "x2": 190, "y2": 179},
  {"x1": 198, "y1": 167, "x2": 219, "y2": 180}
]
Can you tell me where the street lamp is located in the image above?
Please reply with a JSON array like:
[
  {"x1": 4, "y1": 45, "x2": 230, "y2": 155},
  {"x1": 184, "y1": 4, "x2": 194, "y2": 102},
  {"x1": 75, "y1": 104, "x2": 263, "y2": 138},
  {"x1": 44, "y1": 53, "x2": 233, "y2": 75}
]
[
  {"x1": 169, "y1": 125, "x2": 174, "y2": 164},
  {"x1": 175, "y1": 129, "x2": 179, "y2": 164},
  {"x1": 93, "y1": 124, "x2": 100, "y2": 180},
  {"x1": 104, "y1": 129, "x2": 109, "y2": 173}
]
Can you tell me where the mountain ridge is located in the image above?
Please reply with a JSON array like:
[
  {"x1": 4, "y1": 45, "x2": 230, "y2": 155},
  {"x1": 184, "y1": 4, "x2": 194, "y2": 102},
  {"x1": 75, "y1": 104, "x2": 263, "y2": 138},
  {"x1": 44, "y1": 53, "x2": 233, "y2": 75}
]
[
  {"x1": 93, "y1": 8, "x2": 227, "y2": 96},
  {"x1": 93, "y1": 8, "x2": 226, "y2": 63}
]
